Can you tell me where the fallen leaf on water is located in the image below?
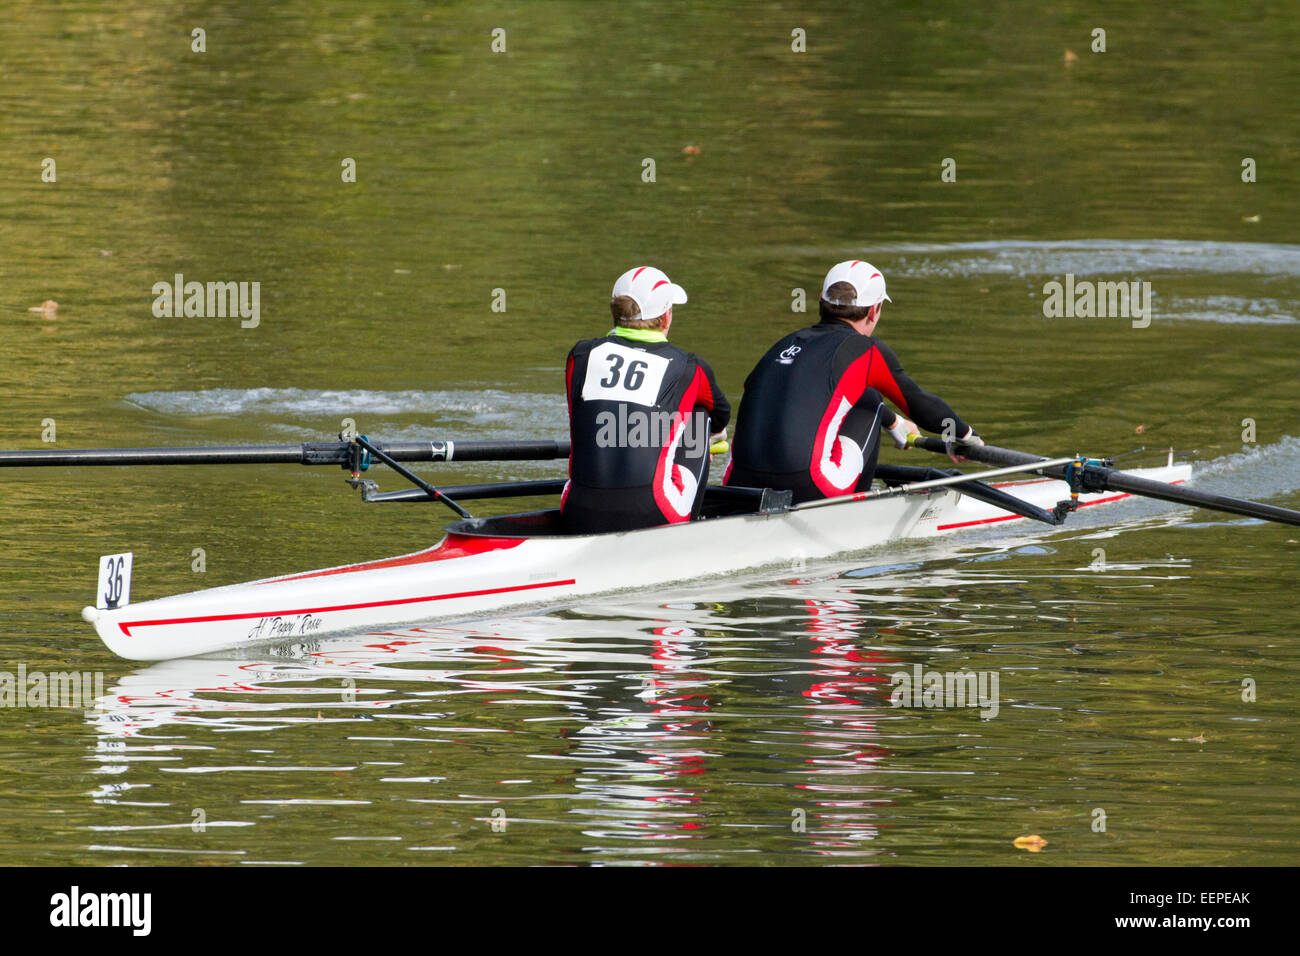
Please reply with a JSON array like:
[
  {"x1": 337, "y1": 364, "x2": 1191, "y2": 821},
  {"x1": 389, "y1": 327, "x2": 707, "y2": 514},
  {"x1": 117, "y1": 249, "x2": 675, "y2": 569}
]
[
  {"x1": 1134, "y1": 424, "x2": 1146, "y2": 434},
  {"x1": 1242, "y1": 214, "x2": 1261, "y2": 223},
  {"x1": 1063, "y1": 49, "x2": 1078, "y2": 65},
  {"x1": 682, "y1": 144, "x2": 701, "y2": 156},
  {"x1": 1014, "y1": 834, "x2": 1048, "y2": 852},
  {"x1": 1169, "y1": 734, "x2": 1208, "y2": 743},
  {"x1": 29, "y1": 300, "x2": 59, "y2": 316}
]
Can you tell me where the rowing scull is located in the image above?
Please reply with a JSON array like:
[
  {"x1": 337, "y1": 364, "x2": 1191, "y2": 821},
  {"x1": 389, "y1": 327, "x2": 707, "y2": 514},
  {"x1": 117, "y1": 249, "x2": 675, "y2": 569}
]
[{"x1": 80, "y1": 457, "x2": 1190, "y2": 661}]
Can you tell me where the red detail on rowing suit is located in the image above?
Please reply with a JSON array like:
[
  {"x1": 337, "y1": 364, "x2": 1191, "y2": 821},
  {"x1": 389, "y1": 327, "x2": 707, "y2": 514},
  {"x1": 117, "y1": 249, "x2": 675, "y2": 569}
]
[
  {"x1": 652, "y1": 366, "x2": 705, "y2": 523},
  {"x1": 264, "y1": 534, "x2": 525, "y2": 583},
  {"x1": 863, "y1": 345, "x2": 911, "y2": 416},
  {"x1": 564, "y1": 354, "x2": 575, "y2": 481},
  {"x1": 564, "y1": 354, "x2": 575, "y2": 413},
  {"x1": 809, "y1": 348, "x2": 877, "y2": 498},
  {"x1": 694, "y1": 367, "x2": 716, "y2": 412}
]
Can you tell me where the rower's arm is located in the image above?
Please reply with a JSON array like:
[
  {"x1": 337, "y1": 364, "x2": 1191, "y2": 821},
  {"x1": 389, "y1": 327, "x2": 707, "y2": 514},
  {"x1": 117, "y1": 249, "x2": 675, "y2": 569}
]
[
  {"x1": 863, "y1": 339, "x2": 970, "y2": 437},
  {"x1": 563, "y1": 350, "x2": 578, "y2": 475},
  {"x1": 695, "y1": 357, "x2": 731, "y2": 434}
]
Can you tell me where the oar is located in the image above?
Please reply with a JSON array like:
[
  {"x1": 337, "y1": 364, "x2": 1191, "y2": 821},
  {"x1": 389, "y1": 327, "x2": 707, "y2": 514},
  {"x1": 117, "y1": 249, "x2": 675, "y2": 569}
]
[
  {"x1": 0, "y1": 437, "x2": 572, "y2": 468},
  {"x1": 875, "y1": 463, "x2": 1065, "y2": 525},
  {"x1": 913, "y1": 437, "x2": 1300, "y2": 528},
  {"x1": 795, "y1": 455, "x2": 1083, "y2": 512}
]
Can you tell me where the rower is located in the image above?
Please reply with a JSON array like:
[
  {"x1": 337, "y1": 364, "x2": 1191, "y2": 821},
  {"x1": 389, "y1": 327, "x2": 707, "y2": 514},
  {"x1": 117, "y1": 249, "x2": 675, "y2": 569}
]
[
  {"x1": 725, "y1": 260, "x2": 980, "y2": 504},
  {"x1": 562, "y1": 267, "x2": 731, "y2": 533}
]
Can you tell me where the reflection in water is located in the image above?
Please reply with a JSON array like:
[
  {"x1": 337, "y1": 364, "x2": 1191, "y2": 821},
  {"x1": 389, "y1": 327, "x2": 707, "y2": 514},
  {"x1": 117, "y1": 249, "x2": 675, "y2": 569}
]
[
  {"x1": 797, "y1": 599, "x2": 894, "y2": 857},
  {"x1": 86, "y1": 589, "x2": 911, "y2": 862},
  {"x1": 63, "y1": 488, "x2": 1300, "y2": 865}
]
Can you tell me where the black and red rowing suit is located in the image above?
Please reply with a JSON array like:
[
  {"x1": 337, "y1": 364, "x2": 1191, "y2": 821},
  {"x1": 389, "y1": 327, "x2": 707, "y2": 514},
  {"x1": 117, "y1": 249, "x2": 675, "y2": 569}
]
[
  {"x1": 563, "y1": 328, "x2": 731, "y2": 533},
  {"x1": 725, "y1": 319, "x2": 968, "y2": 503}
]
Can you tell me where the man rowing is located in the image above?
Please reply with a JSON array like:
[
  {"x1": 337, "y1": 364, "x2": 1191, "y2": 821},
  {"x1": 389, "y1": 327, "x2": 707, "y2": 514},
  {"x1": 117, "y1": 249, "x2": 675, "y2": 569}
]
[
  {"x1": 725, "y1": 260, "x2": 980, "y2": 503},
  {"x1": 562, "y1": 266, "x2": 731, "y2": 533}
]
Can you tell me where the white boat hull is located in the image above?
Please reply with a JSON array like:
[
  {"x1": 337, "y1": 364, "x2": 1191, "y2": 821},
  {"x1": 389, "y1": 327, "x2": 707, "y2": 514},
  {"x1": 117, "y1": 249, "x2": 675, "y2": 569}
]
[{"x1": 83, "y1": 463, "x2": 1191, "y2": 661}]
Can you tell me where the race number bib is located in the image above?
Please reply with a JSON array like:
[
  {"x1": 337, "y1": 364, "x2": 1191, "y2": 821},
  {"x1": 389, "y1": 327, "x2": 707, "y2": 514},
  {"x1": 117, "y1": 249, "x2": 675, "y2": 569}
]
[
  {"x1": 96, "y1": 552, "x2": 134, "y2": 610},
  {"x1": 580, "y1": 342, "x2": 671, "y2": 408}
]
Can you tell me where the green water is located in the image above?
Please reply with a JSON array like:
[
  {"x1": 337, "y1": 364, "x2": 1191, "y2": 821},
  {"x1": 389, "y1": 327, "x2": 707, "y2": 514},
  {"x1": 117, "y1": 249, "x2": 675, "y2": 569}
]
[{"x1": 0, "y1": 1, "x2": 1297, "y2": 866}]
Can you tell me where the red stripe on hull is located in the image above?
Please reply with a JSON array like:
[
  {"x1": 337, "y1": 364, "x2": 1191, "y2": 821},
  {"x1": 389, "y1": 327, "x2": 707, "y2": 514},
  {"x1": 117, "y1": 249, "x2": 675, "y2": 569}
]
[
  {"x1": 266, "y1": 534, "x2": 525, "y2": 583},
  {"x1": 936, "y1": 479, "x2": 1185, "y2": 531},
  {"x1": 118, "y1": 577, "x2": 574, "y2": 637}
]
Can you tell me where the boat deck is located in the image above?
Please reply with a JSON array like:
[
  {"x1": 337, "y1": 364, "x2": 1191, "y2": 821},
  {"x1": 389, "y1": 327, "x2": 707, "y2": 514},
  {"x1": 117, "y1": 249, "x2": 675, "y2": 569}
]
[{"x1": 446, "y1": 484, "x2": 791, "y2": 538}]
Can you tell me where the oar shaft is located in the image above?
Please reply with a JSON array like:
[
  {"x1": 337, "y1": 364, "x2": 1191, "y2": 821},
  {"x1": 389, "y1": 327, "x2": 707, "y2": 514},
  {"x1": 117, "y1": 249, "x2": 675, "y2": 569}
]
[
  {"x1": 1099, "y1": 469, "x2": 1300, "y2": 527},
  {"x1": 914, "y1": 437, "x2": 1300, "y2": 528},
  {"x1": 431, "y1": 440, "x2": 572, "y2": 463},
  {"x1": 877, "y1": 463, "x2": 1062, "y2": 524},
  {"x1": 912, "y1": 437, "x2": 1040, "y2": 469},
  {"x1": 0, "y1": 439, "x2": 572, "y2": 468},
  {"x1": 794, "y1": 455, "x2": 1078, "y2": 511},
  {"x1": 0, "y1": 444, "x2": 311, "y2": 467}
]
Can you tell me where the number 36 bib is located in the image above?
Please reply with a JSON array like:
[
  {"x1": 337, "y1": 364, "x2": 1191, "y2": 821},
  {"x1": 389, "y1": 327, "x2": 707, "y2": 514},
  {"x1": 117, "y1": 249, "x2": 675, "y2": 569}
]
[{"x1": 580, "y1": 342, "x2": 671, "y2": 407}]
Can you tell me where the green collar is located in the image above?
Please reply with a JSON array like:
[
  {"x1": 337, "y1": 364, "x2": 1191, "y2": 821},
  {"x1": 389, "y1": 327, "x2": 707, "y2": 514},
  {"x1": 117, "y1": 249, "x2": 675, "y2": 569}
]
[{"x1": 609, "y1": 326, "x2": 668, "y2": 343}]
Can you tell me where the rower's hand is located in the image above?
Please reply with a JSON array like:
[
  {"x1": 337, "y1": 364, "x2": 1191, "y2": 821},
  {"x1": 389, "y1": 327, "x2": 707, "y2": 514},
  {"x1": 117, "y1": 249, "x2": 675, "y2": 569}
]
[
  {"x1": 709, "y1": 430, "x2": 729, "y2": 456},
  {"x1": 888, "y1": 417, "x2": 919, "y2": 450},
  {"x1": 945, "y1": 428, "x2": 983, "y2": 465}
]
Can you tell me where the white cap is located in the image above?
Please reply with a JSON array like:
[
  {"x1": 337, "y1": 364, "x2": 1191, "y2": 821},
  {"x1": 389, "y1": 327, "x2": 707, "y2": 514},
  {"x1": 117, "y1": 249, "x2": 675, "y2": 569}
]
[
  {"x1": 820, "y1": 260, "x2": 892, "y2": 307},
  {"x1": 611, "y1": 266, "x2": 688, "y2": 322}
]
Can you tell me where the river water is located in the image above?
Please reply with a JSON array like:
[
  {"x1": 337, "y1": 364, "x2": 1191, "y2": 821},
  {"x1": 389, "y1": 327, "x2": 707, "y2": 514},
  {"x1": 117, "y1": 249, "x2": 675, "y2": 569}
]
[{"x1": 1, "y1": 2, "x2": 1297, "y2": 866}]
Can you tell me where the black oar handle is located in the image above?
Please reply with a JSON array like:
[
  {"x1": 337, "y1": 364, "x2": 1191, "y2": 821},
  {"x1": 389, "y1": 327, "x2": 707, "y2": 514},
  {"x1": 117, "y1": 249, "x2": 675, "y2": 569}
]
[
  {"x1": 0, "y1": 439, "x2": 572, "y2": 468},
  {"x1": 913, "y1": 436, "x2": 1300, "y2": 528},
  {"x1": 913, "y1": 436, "x2": 1043, "y2": 467}
]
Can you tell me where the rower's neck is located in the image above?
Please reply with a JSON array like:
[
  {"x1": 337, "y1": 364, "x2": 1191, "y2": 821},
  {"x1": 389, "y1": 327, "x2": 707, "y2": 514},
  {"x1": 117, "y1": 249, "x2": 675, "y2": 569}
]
[
  {"x1": 818, "y1": 316, "x2": 875, "y2": 336},
  {"x1": 610, "y1": 327, "x2": 668, "y2": 343}
]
